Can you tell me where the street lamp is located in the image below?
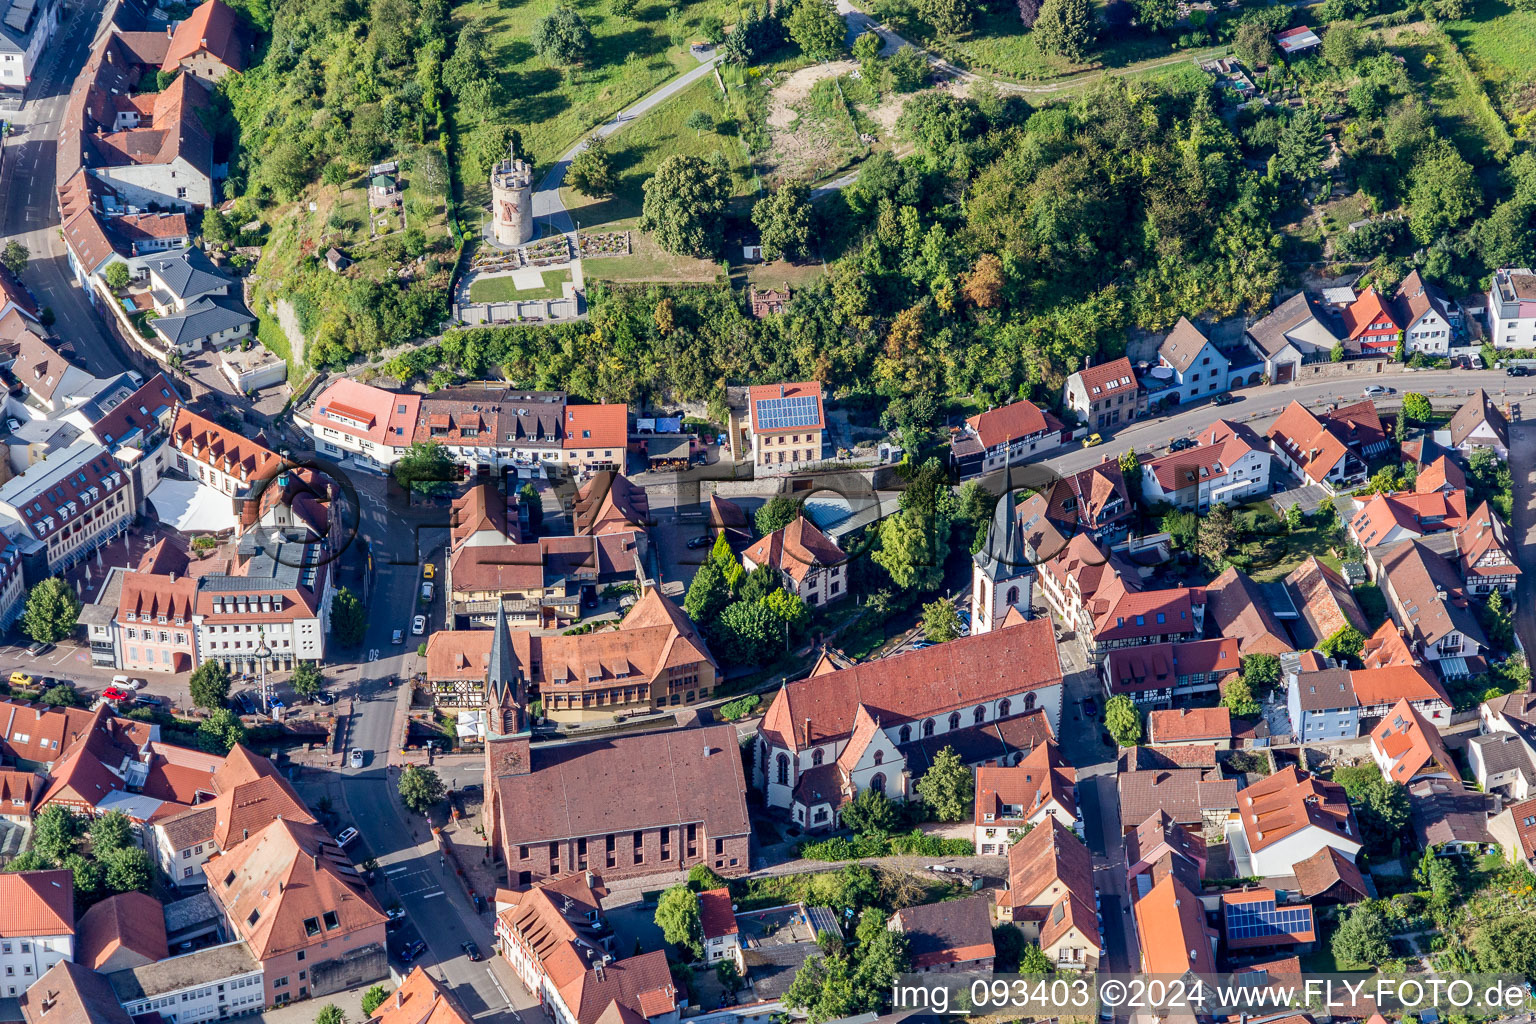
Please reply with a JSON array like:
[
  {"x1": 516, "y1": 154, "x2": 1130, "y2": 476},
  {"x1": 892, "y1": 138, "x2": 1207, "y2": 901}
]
[{"x1": 255, "y1": 627, "x2": 275, "y2": 715}]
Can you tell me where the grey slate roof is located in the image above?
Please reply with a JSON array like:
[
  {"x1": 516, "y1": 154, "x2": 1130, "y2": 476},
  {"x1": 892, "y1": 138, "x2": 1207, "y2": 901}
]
[
  {"x1": 146, "y1": 248, "x2": 234, "y2": 303},
  {"x1": 152, "y1": 296, "x2": 255, "y2": 346},
  {"x1": 1246, "y1": 292, "x2": 1339, "y2": 357}
]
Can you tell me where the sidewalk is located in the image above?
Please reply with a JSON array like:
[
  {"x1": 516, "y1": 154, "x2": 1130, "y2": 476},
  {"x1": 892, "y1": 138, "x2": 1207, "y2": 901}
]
[{"x1": 253, "y1": 977, "x2": 396, "y2": 1023}]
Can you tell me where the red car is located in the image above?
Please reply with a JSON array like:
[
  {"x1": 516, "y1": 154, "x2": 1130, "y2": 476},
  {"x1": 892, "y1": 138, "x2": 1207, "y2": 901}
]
[{"x1": 102, "y1": 687, "x2": 130, "y2": 702}]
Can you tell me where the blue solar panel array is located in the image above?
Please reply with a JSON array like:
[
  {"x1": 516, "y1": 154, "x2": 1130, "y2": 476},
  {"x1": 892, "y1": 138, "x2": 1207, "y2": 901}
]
[
  {"x1": 1225, "y1": 900, "x2": 1313, "y2": 941},
  {"x1": 755, "y1": 394, "x2": 820, "y2": 430}
]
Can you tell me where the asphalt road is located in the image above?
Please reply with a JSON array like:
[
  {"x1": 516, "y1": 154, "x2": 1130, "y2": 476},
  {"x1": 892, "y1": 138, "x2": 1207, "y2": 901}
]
[{"x1": 0, "y1": 0, "x2": 129, "y2": 379}]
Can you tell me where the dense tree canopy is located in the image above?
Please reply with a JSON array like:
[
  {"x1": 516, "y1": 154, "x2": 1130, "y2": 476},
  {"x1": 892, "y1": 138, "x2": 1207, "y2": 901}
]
[{"x1": 640, "y1": 155, "x2": 732, "y2": 258}]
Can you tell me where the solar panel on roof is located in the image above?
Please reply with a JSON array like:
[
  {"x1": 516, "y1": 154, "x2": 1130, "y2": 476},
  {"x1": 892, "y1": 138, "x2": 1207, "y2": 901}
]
[
  {"x1": 755, "y1": 394, "x2": 819, "y2": 431},
  {"x1": 1224, "y1": 899, "x2": 1312, "y2": 941}
]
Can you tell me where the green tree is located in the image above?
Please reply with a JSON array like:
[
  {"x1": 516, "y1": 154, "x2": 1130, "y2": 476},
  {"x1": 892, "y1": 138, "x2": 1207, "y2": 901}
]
[
  {"x1": 104, "y1": 262, "x2": 130, "y2": 291},
  {"x1": 1276, "y1": 107, "x2": 1327, "y2": 183},
  {"x1": 314, "y1": 1006, "x2": 347, "y2": 1024},
  {"x1": 32, "y1": 805, "x2": 81, "y2": 864},
  {"x1": 22, "y1": 577, "x2": 81, "y2": 645},
  {"x1": 361, "y1": 986, "x2": 391, "y2": 1017},
  {"x1": 332, "y1": 587, "x2": 368, "y2": 646},
  {"x1": 531, "y1": 3, "x2": 593, "y2": 67},
  {"x1": 913, "y1": 746, "x2": 972, "y2": 820},
  {"x1": 917, "y1": 0, "x2": 976, "y2": 36},
  {"x1": 655, "y1": 884, "x2": 703, "y2": 957},
  {"x1": 104, "y1": 846, "x2": 153, "y2": 893},
  {"x1": 787, "y1": 0, "x2": 847, "y2": 59},
  {"x1": 1021, "y1": 942, "x2": 1053, "y2": 973},
  {"x1": 784, "y1": 951, "x2": 861, "y2": 1024},
  {"x1": 1198, "y1": 502, "x2": 1237, "y2": 568},
  {"x1": 1, "y1": 240, "x2": 29, "y2": 276},
  {"x1": 640, "y1": 154, "x2": 732, "y2": 258},
  {"x1": 684, "y1": 560, "x2": 733, "y2": 625},
  {"x1": 716, "y1": 600, "x2": 782, "y2": 663},
  {"x1": 764, "y1": 588, "x2": 811, "y2": 640},
  {"x1": 291, "y1": 661, "x2": 323, "y2": 699},
  {"x1": 922, "y1": 599, "x2": 961, "y2": 642},
  {"x1": 853, "y1": 29, "x2": 882, "y2": 68},
  {"x1": 1322, "y1": 21, "x2": 1362, "y2": 69},
  {"x1": 752, "y1": 183, "x2": 815, "y2": 263},
  {"x1": 1032, "y1": 0, "x2": 1093, "y2": 60},
  {"x1": 853, "y1": 927, "x2": 908, "y2": 1004},
  {"x1": 1332, "y1": 901, "x2": 1393, "y2": 968},
  {"x1": 1132, "y1": 0, "x2": 1178, "y2": 30},
  {"x1": 841, "y1": 787, "x2": 900, "y2": 834},
  {"x1": 398, "y1": 764, "x2": 446, "y2": 814},
  {"x1": 1330, "y1": 343, "x2": 1346, "y2": 363},
  {"x1": 393, "y1": 442, "x2": 455, "y2": 496},
  {"x1": 1242, "y1": 653, "x2": 1282, "y2": 692},
  {"x1": 64, "y1": 852, "x2": 104, "y2": 899},
  {"x1": 609, "y1": 0, "x2": 637, "y2": 17},
  {"x1": 519, "y1": 482, "x2": 543, "y2": 537},
  {"x1": 687, "y1": 110, "x2": 714, "y2": 137},
  {"x1": 688, "y1": 864, "x2": 728, "y2": 892},
  {"x1": 88, "y1": 811, "x2": 132, "y2": 857},
  {"x1": 1471, "y1": 916, "x2": 1536, "y2": 977},
  {"x1": 1162, "y1": 509, "x2": 1198, "y2": 551},
  {"x1": 1233, "y1": 19, "x2": 1277, "y2": 66},
  {"x1": 888, "y1": 44, "x2": 929, "y2": 91},
  {"x1": 1319, "y1": 624, "x2": 1366, "y2": 661},
  {"x1": 197, "y1": 708, "x2": 247, "y2": 753},
  {"x1": 1400, "y1": 392, "x2": 1433, "y2": 423},
  {"x1": 1104, "y1": 694, "x2": 1142, "y2": 746},
  {"x1": 1409, "y1": 145, "x2": 1481, "y2": 243},
  {"x1": 39, "y1": 684, "x2": 81, "y2": 707},
  {"x1": 189, "y1": 660, "x2": 232, "y2": 710},
  {"x1": 1285, "y1": 502, "x2": 1304, "y2": 531},
  {"x1": 567, "y1": 135, "x2": 615, "y2": 198},
  {"x1": 1220, "y1": 677, "x2": 1261, "y2": 717},
  {"x1": 873, "y1": 509, "x2": 947, "y2": 592},
  {"x1": 1334, "y1": 763, "x2": 1410, "y2": 854},
  {"x1": 756, "y1": 498, "x2": 801, "y2": 536}
]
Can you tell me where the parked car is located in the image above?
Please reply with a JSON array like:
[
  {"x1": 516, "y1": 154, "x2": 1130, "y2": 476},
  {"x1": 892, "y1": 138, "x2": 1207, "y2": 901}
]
[
  {"x1": 1213, "y1": 392, "x2": 1236, "y2": 406},
  {"x1": 102, "y1": 687, "x2": 130, "y2": 702},
  {"x1": 132, "y1": 695, "x2": 165, "y2": 709},
  {"x1": 1083, "y1": 697, "x2": 1098, "y2": 718},
  {"x1": 1362, "y1": 385, "x2": 1395, "y2": 397},
  {"x1": 926, "y1": 864, "x2": 964, "y2": 874},
  {"x1": 24, "y1": 641, "x2": 52, "y2": 657},
  {"x1": 8, "y1": 671, "x2": 32, "y2": 687},
  {"x1": 313, "y1": 690, "x2": 336, "y2": 706},
  {"x1": 1510, "y1": 365, "x2": 1529, "y2": 377},
  {"x1": 399, "y1": 940, "x2": 427, "y2": 963},
  {"x1": 391, "y1": 629, "x2": 404, "y2": 645},
  {"x1": 1081, "y1": 433, "x2": 1103, "y2": 448},
  {"x1": 337, "y1": 826, "x2": 360, "y2": 847},
  {"x1": 423, "y1": 563, "x2": 435, "y2": 579},
  {"x1": 386, "y1": 905, "x2": 407, "y2": 922},
  {"x1": 686, "y1": 535, "x2": 712, "y2": 550},
  {"x1": 111, "y1": 675, "x2": 146, "y2": 690},
  {"x1": 1168, "y1": 437, "x2": 1196, "y2": 452},
  {"x1": 461, "y1": 940, "x2": 482, "y2": 961},
  {"x1": 349, "y1": 748, "x2": 365, "y2": 769},
  {"x1": 472, "y1": 894, "x2": 487, "y2": 914},
  {"x1": 235, "y1": 691, "x2": 257, "y2": 715},
  {"x1": 412, "y1": 615, "x2": 427, "y2": 636},
  {"x1": 420, "y1": 581, "x2": 434, "y2": 602}
]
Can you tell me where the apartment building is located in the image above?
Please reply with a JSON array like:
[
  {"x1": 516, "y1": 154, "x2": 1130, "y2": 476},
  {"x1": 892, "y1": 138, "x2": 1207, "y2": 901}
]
[
  {"x1": 168, "y1": 406, "x2": 281, "y2": 499},
  {"x1": 0, "y1": 871, "x2": 74, "y2": 998},
  {"x1": 1063, "y1": 357, "x2": 1140, "y2": 432},
  {"x1": 744, "y1": 382, "x2": 824, "y2": 475},
  {"x1": 0, "y1": 439, "x2": 131, "y2": 579},
  {"x1": 301, "y1": 378, "x2": 420, "y2": 468},
  {"x1": 1488, "y1": 267, "x2": 1536, "y2": 348}
]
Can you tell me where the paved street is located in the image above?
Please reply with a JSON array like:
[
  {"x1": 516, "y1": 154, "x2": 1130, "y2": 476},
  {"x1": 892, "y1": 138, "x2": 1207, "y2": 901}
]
[{"x1": 0, "y1": 0, "x2": 129, "y2": 378}]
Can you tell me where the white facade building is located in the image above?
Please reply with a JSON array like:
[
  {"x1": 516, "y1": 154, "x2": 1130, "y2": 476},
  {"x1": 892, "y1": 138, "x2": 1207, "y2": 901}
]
[{"x1": 1489, "y1": 268, "x2": 1536, "y2": 349}]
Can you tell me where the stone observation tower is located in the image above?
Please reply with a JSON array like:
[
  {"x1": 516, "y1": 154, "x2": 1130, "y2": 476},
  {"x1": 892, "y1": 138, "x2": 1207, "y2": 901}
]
[{"x1": 490, "y1": 147, "x2": 534, "y2": 247}]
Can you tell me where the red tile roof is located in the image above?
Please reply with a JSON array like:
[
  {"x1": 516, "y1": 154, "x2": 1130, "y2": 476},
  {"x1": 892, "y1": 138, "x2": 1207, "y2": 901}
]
[
  {"x1": 1290, "y1": 845, "x2": 1370, "y2": 902},
  {"x1": 76, "y1": 891, "x2": 168, "y2": 970},
  {"x1": 1342, "y1": 286, "x2": 1401, "y2": 340},
  {"x1": 1149, "y1": 707, "x2": 1232, "y2": 745},
  {"x1": 1072, "y1": 357, "x2": 1138, "y2": 399},
  {"x1": 965, "y1": 399, "x2": 1061, "y2": 449},
  {"x1": 742, "y1": 516, "x2": 844, "y2": 583},
  {"x1": 1370, "y1": 697, "x2": 1454, "y2": 785},
  {"x1": 0, "y1": 870, "x2": 74, "y2": 937},
  {"x1": 1267, "y1": 402, "x2": 1351, "y2": 484},
  {"x1": 1286, "y1": 556, "x2": 1367, "y2": 643},
  {"x1": 1349, "y1": 664, "x2": 1447, "y2": 709},
  {"x1": 759, "y1": 616, "x2": 1062, "y2": 749},
  {"x1": 1204, "y1": 567, "x2": 1294, "y2": 656},
  {"x1": 973, "y1": 741, "x2": 1076, "y2": 826},
  {"x1": 1103, "y1": 638, "x2": 1239, "y2": 696},
  {"x1": 369, "y1": 965, "x2": 475, "y2": 1024},
  {"x1": 1134, "y1": 874, "x2": 1215, "y2": 974},
  {"x1": 564, "y1": 404, "x2": 628, "y2": 450},
  {"x1": 1236, "y1": 766, "x2": 1359, "y2": 854},
  {"x1": 311, "y1": 379, "x2": 420, "y2": 446},
  {"x1": 1360, "y1": 620, "x2": 1416, "y2": 670},
  {"x1": 698, "y1": 888, "x2": 737, "y2": 939},
  {"x1": 170, "y1": 405, "x2": 280, "y2": 483},
  {"x1": 164, "y1": 0, "x2": 248, "y2": 72}
]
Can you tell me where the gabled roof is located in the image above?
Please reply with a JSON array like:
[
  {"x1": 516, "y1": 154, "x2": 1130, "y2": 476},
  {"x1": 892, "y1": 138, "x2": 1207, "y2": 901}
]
[
  {"x1": 0, "y1": 870, "x2": 74, "y2": 937},
  {"x1": 973, "y1": 740, "x2": 1076, "y2": 826},
  {"x1": 1360, "y1": 620, "x2": 1416, "y2": 670},
  {"x1": 1007, "y1": 815, "x2": 1094, "y2": 908},
  {"x1": 1204, "y1": 567, "x2": 1294, "y2": 656},
  {"x1": 1267, "y1": 402, "x2": 1352, "y2": 484},
  {"x1": 1349, "y1": 664, "x2": 1447, "y2": 708},
  {"x1": 1071, "y1": 357, "x2": 1138, "y2": 399},
  {"x1": 748, "y1": 382, "x2": 824, "y2": 435},
  {"x1": 1349, "y1": 490, "x2": 1468, "y2": 549},
  {"x1": 1158, "y1": 317, "x2": 1213, "y2": 373},
  {"x1": 572, "y1": 472, "x2": 649, "y2": 537},
  {"x1": 206, "y1": 817, "x2": 385, "y2": 959},
  {"x1": 1236, "y1": 766, "x2": 1359, "y2": 854},
  {"x1": 1143, "y1": 418, "x2": 1268, "y2": 493},
  {"x1": 1149, "y1": 707, "x2": 1231, "y2": 744},
  {"x1": 1118, "y1": 767, "x2": 1237, "y2": 827},
  {"x1": 1377, "y1": 539, "x2": 1487, "y2": 651},
  {"x1": 1291, "y1": 845, "x2": 1370, "y2": 902},
  {"x1": 76, "y1": 891, "x2": 168, "y2": 970},
  {"x1": 742, "y1": 516, "x2": 844, "y2": 583},
  {"x1": 1415, "y1": 454, "x2": 1467, "y2": 495},
  {"x1": 170, "y1": 405, "x2": 280, "y2": 483},
  {"x1": 164, "y1": 0, "x2": 248, "y2": 71},
  {"x1": 1371, "y1": 698, "x2": 1454, "y2": 785},
  {"x1": 563, "y1": 404, "x2": 627, "y2": 450},
  {"x1": 1246, "y1": 292, "x2": 1339, "y2": 357},
  {"x1": 1409, "y1": 777, "x2": 1494, "y2": 849},
  {"x1": 698, "y1": 888, "x2": 737, "y2": 940},
  {"x1": 759, "y1": 616, "x2": 1061, "y2": 750},
  {"x1": 368, "y1": 965, "x2": 474, "y2": 1024},
  {"x1": 310, "y1": 378, "x2": 420, "y2": 446},
  {"x1": 1446, "y1": 388, "x2": 1509, "y2": 450},
  {"x1": 1103, "y1": 639, "x2": 1239, "y2": 696},
  {"x1": 12, "y1": 332, "x2": 73, "y2": 403},
  {"x1": 20, "y1": 960, "x2": 133, "y2": 1024},
  {"x1": 964, "y1": 399, "x2": 1062, "y2": 448},
  {"x1": 1392, "y1": 270, "x2": 1450, "y2": 329},
  {"x1": 1456, "y1": 501, "x2": 1519, "y2": 581},
  {"x1": 1285, "y1": 556, "x2": 1366, "y2": 646},
  {"x1": 1134, "y1": 875, "x2": 1216, "y2": 974},
  {"x1": 893, "y1": 895, "x2": 996, "y2": 969},
  {"x1": 1341, "y1": 286, "x2": 1400, "y2": 339},
  {"x1": 1125, "y1": 810, "x2": 1206, "y2": 874}
]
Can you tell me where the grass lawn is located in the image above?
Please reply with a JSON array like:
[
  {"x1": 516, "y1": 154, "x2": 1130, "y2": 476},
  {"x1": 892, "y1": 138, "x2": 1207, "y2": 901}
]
[
  {"x1": 1384, "y1": 22, "x2": 1511, "y2": 163},
  {"x1": 865, "y1": 2, "x2": 1189, "y2": 81},
  {"x1": 451, "y1": 0, "x2": 741, "y2": 197},
  {"x1": 1232, "y1": 502, "x2": 1347, "y2": 584},
  {"x1": 255, "y1": 314, "x2": 295, "y2": 376},
  {"x1": 1444, "y1": 0, "x2": 1536, "y2": 92},
  {"x1": 467, "y1": 268, "x2": 572, "y2": 302},
  {"x1": 1353, "y1": 583, "x2": 1389, "y2": 631}
]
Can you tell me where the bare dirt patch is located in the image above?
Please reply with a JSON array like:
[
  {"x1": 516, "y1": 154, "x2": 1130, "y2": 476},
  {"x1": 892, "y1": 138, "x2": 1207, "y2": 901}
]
[{"x1": 764, "y1": 61, "x2": 867, "y2": 184}]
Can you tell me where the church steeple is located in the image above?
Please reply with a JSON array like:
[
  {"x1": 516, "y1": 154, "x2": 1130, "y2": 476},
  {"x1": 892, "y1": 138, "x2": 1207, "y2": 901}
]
[{"x1": 485, "y1": 602, "x2": 528, "y2": 739}]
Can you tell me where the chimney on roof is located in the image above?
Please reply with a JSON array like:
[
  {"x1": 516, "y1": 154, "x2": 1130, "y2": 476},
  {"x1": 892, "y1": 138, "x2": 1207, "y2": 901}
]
[
  {"x1": 397, "y1": 989, "x2": 405, "y2": 1009},
  {"x1": 201, "y1": 36, "x2": 207, "y2": 45},
  {"x1": 313, "y1": 851, "x2": 320, "y2": 870},
  {"x1": 804, "y1": 717, "x2": 811, "y2": 743},
  {"x1": 594, "y1": 960, "x2": 606, "y2": 981}
]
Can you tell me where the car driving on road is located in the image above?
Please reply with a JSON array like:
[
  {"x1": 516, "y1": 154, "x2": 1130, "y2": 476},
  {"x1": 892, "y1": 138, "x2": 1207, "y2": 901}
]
[{"x1": 349, "y1": 748, "x2": 365, "y2": 769}]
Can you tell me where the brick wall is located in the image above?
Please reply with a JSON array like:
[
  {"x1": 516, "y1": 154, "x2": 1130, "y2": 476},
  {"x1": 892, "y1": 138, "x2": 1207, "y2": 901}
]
[{"x1": 503, "y1": 825, "x2": 750, "y2": 885}]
